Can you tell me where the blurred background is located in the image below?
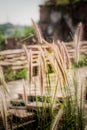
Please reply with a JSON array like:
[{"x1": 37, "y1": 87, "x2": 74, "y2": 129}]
[{"x1": 0, "y1": 0, "x2": 87, "y2": 50}]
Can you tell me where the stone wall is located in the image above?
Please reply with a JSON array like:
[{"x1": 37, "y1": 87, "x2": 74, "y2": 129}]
[{"x1": 39, "y1": 1, "x2": 87, "y2": 42}]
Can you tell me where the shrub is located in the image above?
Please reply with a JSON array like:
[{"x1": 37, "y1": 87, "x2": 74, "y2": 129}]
[
  {"x1": 4, "y1": 66, "x2": 16, "y2": 81},
  {"x1": 4, "y1": 67, "x2": 27, "y2": 81},
  {"x1": 0, "y1": 35, "x2": 5, "y2": 50},
  {"x1": 72, "y1": 55, "x2": 87, "y2": 68},
  {"x1": 24, "y1": 26, "x2": 35, "y2": 37},
  {"x1": 15, "y1": 68, "x2": 27, "y2": 80}
]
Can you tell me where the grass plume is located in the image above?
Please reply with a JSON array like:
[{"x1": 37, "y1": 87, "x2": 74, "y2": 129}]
[
  {"x1": 0, "y1": 66, "x2": 9, "y2": 130},
  {"x1": 74, "y1": 22, "x2": 83, "y2": 64}
]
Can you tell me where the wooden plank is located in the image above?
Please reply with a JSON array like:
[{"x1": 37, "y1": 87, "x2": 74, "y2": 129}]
[
  {"x1": 27, "y1": 45, "x2": 49, "y2": 49},
  {"x1": 12, "y1": 66, "x2": 27, "y2": 70},
  {"x1": 32, "y1": 51, "x2": 40, "y2": 55},
  {"x1": 68, "y1": 50, "x2": 75, "y2": 53},
  {"x1": 11, "y1": 120, "x2": 35, "y2": 130},
  {"x1": 32, "y1": 59, "x2": 39, "y2": 62},
  {"x1": 26, "y1": 101, "x2": 59, "y2": 111},
  {"x1": 9, "y1": 109, "x2": 35, "y2": 119},
  {"x1": 26, "y1": 63, "x2": 38, "y2": 68},
  {"x1": 0, "y1": 49, "x2": 24, "y2": 55},
  {"x1": 31, "y1": 63, "x2": 39, "y2": 67},
  {"x1": 0, "y1": 61, "x2": 27, "y2": 66},
  {"x1": 1, "y1": 54, "x2": 25, "y2": 59},
  {"x1": 4, "y1": 59, "x2": 26, "y2": 63},
  {"x1": 26, "y1": 102, "x2": 50, "y2": 110},
  {"x1": 0, "y1": 41, "x2": 86, "y2": 55},
  {"x1": 0, "y1": 42, "x2": 87, "y2": 70},
  {"x1": 32, "y1": 55, "x2": 38, "y2": 59}
]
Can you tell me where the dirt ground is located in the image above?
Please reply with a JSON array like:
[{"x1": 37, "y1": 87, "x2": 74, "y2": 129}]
[{"x1": 2, "y1": 66, "x2": 87, "y2": 103}]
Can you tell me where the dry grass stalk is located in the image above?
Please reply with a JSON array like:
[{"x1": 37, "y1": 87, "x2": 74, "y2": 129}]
[
  {"x1": 0, "y1": 92, "x2": 8, "y2": 130},
  {"x1": 38, "y1": 54, "x2": 44, "y2": 95},
  {"x1": 31, "y1": 20, "x2": 72, "y2": 99},
  {"x1": 23, "y1": 20, "x2": 83, "y2": 130},
  {"x1": 23, "y1": 45, "x2": 32, "y2": 96},
  {"x1": 28, "y1": 49, "x2": 32, "y2": 94},
  {"x1": 52, "y1": 43, "x2": 68, "y2": 84},
  {"x1": 32, "y1": 20, "x2": 70, "y2": 95},
  {"x1": 32, "y1": 19, "x2": 43, "y2": 43},
  {"x1": 51, "y1": 107, "x2": 63, "y2": 130},
  {"x1": 56, "y1": 40, "x2": 65, "y2": 61},
  {"x1": 38, "y1": 43, "x2": 68, "y2": 107},
  {"x1": 74, "y1": 22, "x2": 83, "y2": 64},
  {"x1": 61, "y1": 41, "x2": 71, "y2": 69},
  {"x1": 0, "y1": 67, "x2": 9, "y2": 94},
  {"x1": 57, "y1": 41, "x2": 66, "y2": 69},
  {"x1": 0, "y1": 66, "x2": 8, "y2": 130},
  {"x1": 42, "y1": 39, "x2": 67, "y2": 85},
  {"x1": 22, "y1": 79, "x2": 28, "y2": 105},
  {"x1": 23, "y1": 45, "x2": 29, "y2": 61}
]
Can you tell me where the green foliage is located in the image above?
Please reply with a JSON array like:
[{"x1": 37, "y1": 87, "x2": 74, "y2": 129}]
[
  {"x1": 0, "y1": 23, "x2": 25, "y2": 38},
  {"x1": 24, "y1": 26, "x2": 35, "y2": 37},
  {"x1": 45, "y1": 0, "x2": 86, "y2": 5},
  {"x1": 0, "y1": 25, "x2": 6, "y2": 35},
  {"x1": 56, "y1": 0, "x2": 70, "y2": 5},
  {"x1": 36, "y1": 100, "x2": 54, "y2": 130},
  {"x1": 58, "y1": 78, "x2": 84, "y2": 130},
  {"x1": 0, "y1": 55, "x2": 6, "y2": 60},
  {"x1": 4, "y1": 67, "x2": 16, "y2": 81},
  {"x1": 0, "y1": 35, "x2": 5, "y2": 50},
  {"x1": 4, "y1": 67, "x2": 27, "y2": 81},
  {"x1": 0, "y1": 23, "x2": 14, "y2": 36},
  {"x1": 12, "y1": 28, "x2": 21, "y2": 38},
  {"x1": 47, "y1": 64, "x2": 54, "y2": 73},
  {"x1": 15, "y1": 68, "x2": 27, "y2": 79},
  {"x1": 72, "y1": 55, "x2": 87, "y2": 68}
]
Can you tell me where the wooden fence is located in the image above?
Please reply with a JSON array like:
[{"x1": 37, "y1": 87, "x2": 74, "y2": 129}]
[{"x1": 0, "y1": 41, "x2": 87, "y2": 70}]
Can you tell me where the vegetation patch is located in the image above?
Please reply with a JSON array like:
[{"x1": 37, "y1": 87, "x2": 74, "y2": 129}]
[
  {"x1": 3, "y1": 66, "x2": 27, "y2": 81},
  {"x1": 72, "y1": 55, "x2": 87, "y2": 68},
  {"x1": 15, "y1": 68, "x2": 27, "y2": 80},
  {"x1": 0, "y1": 35, "x2": 5, "y2": 50}
]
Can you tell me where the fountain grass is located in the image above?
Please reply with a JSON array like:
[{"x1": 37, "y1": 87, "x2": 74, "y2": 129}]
[
  {"x1": 0, "y1": 21, "x2": 86, "y2": 130},
  {"x1": 22, "y1": 20, "x2": 71, "y2": 130},
  {"x1": 0, "y1": 66, "x2": 9, "y2": 130}
]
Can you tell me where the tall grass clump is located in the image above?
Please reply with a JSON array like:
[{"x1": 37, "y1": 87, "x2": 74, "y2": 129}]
[
  {"x1": 0, "y1": 20, "x2": 85, "y2": 130},
  {"x1": 23, "y1": 20, "x2": 85, "y2": 130},
  {"x1": 51, "y1": 22, "x2": 85, "y2": 130},
  {"x1": 22, "y1": 20, "x2": 72, "y2": 130},
  {"x1": 0, "y1": 66, "x2": 9, "y2": 130},
  {"x1": 54, "y1": 75, "x2": 85, "y2": 130},
  {"x1": 51, "y1": 76, "x2": 85, "y2": 129}
]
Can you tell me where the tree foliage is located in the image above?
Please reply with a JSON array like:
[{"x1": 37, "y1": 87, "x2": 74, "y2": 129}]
[
  {"x1": 24, "y1": 26, "x2": 35, "y2": 37},
  {"x1": 0, "y1": 35, "x2": 5, "y2": 50},
  {"x1": 12, "y1": 28, "x2": 21, "y2": 38},
  {"x1": 45, "y1": 0, "x2": 87, "y2": 5}
]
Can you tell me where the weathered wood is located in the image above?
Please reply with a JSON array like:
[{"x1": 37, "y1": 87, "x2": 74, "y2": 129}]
[
  {"x1": 5, "y1": 56, "x2": 26, "y2": 61},
  {"x1": 27, "y1": 45, "x2": 49, "y2": 49},
  {"x1": 9, "y1": 109, "x2": 35, "y2": 119},
  {"x1": 12, "y1": 65, "x2": 27, "y2": 70},
  {"x1": 0, "y1": 49, "x2": 24, "y2": 55},
  {"x1": 3, "y1": 54, "x2": 25, "y2": 59},
  {"x1": 11, "y1": 120, "x2": 36, "y2": 130},
  {"x1": 0, "y1": 61, "x2": 27, "y2": 66},
  {"x1": 0, "y1": 42, "x2": 87, "y2": 70}
]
